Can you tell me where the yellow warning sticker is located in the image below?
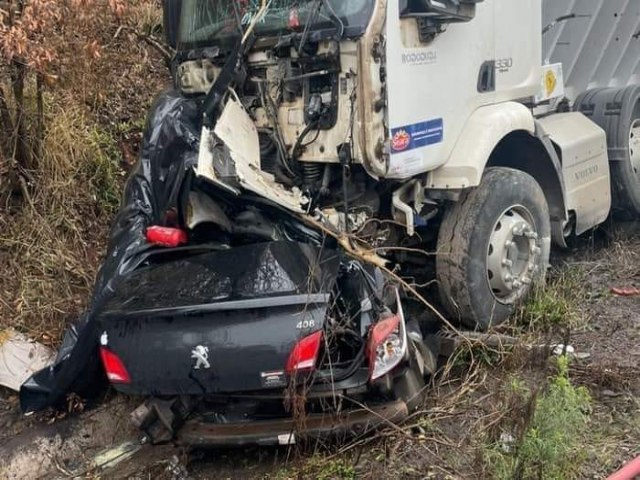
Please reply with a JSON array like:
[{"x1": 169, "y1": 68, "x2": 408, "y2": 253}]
[
  {"x1": 545, "y1": 69, "x2": 557, "y2": 96},
  {"x1": 536, "y1": 63, "x2": 564, "y2": 103}
]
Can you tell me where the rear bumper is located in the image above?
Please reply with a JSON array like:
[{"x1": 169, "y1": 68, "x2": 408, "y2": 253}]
[{"x1": 176, "y1": 399, "x2": 409, "y2": 447}]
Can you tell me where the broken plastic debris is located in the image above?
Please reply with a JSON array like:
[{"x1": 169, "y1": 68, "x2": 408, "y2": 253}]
[
  {"x1": 499, "y1": 432, "x2": 516, "y2": 453},
  {"x1": 550, "y1": 344, "x2": 591, "y2": 360},
  {"x1": 552, "y1": 344, "x2": 575, "y2": 356},
  {"x1": 0, "y1": 329, "x2": 54, "y2": 391},
  {"x1": 165, "y1": 455, "x2": 189, "y2": 479},
  {"x1": 573, "y1": 352, "x2": 591, "y2": 360},
  {"x1": 93, "y1": 441, "x2": 141, "y2": 471},
  {"x1": 278, "y1": 433, "x2": 296, "y2": 445}
]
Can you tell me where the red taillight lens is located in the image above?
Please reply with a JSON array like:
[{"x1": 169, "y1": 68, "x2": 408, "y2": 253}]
[
  {"x1": 145, "y1": 226, "x2": 188, "y2": 247},
  {"x1": 366, "y1": 315, "x2": 400, "y2": 363},
  {"x1": 99, "y1": 347, "x2": 131, "y2": 384},
  {"x1": 366, "y1": 314, "x2": 406, "y2": 381},
  {"x1": 286, "y1": 330, "x2": 323, "y2": 374}
]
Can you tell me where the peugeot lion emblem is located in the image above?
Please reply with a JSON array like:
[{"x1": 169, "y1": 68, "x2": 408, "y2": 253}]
[{"x1": 191, "y1": 345, "x2": 210, "y2": 370}]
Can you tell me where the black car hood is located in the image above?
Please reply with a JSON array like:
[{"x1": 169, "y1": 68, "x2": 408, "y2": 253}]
[{"x1": 100, "y1": 241, "x2": 340, "y2": 317}]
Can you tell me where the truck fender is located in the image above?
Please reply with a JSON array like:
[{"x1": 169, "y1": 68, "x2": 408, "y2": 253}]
[{"x1": 427, "y1": 102, "x2": 535, "y2": 189}]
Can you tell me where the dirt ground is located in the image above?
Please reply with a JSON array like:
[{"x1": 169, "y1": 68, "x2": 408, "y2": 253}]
[{"x1": 0, "y1": 221, "x2": 638, "y2": 479}]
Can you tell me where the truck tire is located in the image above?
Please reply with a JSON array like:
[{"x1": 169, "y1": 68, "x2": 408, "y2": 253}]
[
  {"x1": 436, "y1": 167, "x2": 551, "y2": 330},
  {"x1": 575, "y1": 85, "x2": 640, "y2": 218}
]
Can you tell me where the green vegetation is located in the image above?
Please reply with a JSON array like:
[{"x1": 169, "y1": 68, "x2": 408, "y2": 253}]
[
  {"x1": 485, "y1": 357, "x2": 591, "y2": 479},
  {"x1": 315, "y1": 459, "x2": 357, "y2": 480},
  {"x1": 516, "y1": 267, "x2": 588, "y2": 331},
  {"x1": 271, "y1": 458, "x2": 356, "y2": 480},
  {"x1": 87, "y1": 126, "x2": 124, "y2": 214}
]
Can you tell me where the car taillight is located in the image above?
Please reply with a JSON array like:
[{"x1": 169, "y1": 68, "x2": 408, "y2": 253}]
[
  {"x1": 99, "y1": 346, "x2": 131, "y2": 384},
  {"x1": 286, "y1": 330, "x2": 323, "y2": 374},
  {"x1": 145, "y1": 226, "x2": 188, "y2": 247},
  {"x1": 367, "y1": 295, "x2": 408, "y2": 381}
]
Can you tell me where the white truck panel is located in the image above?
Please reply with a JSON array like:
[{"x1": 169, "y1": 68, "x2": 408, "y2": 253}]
[
  {"x1": 537, "y1": 112, "x2": 611, "y2": 234},
  {"x1": 385, "y1": 0, "x2": 494, "y2": 179},
  {"x1": 427, "y1": 102, "x2": 535, "y2": 189},
  {"x1": 384, "y1": 0, "x2": 541, "y2": 180},
  {"x1": 494, "y1": 0, "x2": 542, "y2": 102}
]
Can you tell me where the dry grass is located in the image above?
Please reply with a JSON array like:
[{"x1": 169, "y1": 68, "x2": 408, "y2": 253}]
[
  {"x1": 0, "y1": 101, "x2": 122, "y2": 344},
  {"x1": 0, "y1": 1, "x2": 169, "y2": 344},
  {"x1": 129, "y1": 0, "x2": 164, "y2": 35}
]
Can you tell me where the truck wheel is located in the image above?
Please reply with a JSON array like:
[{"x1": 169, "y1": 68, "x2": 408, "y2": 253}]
[
  {"x1": 436, "y1": 168, "x2": 551, "y2": 330},
  {"x1": 575, "y1": 85, "x2": 640, "y2": 217},
  {"x1": 611, "y1": 97, "x2": 640, "y2": 217}
]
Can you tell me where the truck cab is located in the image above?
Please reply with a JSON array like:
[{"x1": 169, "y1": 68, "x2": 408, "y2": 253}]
[{"x1": 160, "y1": 0, "x2": 640, "y2": 328}]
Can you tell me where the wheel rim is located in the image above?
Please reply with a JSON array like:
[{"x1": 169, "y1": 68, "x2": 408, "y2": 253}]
[
  {"x1": 630, "y1": 119, "x2": 640, "y2": 178},
  {"x1": 486, "y1": 206, "x2": 540, "y2": 302}
]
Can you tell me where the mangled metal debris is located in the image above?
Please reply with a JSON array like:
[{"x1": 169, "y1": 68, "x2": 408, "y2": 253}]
[{"x1": 197, "y1": 98, "x2": 310, "y2": 213}]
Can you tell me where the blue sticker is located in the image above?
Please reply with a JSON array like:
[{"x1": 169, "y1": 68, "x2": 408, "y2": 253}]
[{"x1": 390, "y1": 118, "x2": 444, "y2": 154}]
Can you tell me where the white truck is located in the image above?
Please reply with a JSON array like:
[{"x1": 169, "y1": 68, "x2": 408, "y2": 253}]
[{"x1": 164, "y1": 0, "x2": 640, "y2": 329}]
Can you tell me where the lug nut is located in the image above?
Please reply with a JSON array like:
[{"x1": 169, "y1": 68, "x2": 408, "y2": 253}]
[
  {"x1": 502, "y1": 259, "x2": 513, "y2": 268},
  {"x1": 530, "y1": 246, "x2": 541, "y2": 255},
  {"x1": 504, "y1": 274, "x2": 513, "y2": 282},
  {"x1": 525, "y1": 231, "x2": 538, "y2": 240},
  {"x1": 522, "y1": 276, "x2": 532, "y2": 285},
  {"x1": 512, "y1": 280, "x2": 522, "y2": 289},
  {"x1": 505, "y1": 240, "x2": 513, "y2": 248}
]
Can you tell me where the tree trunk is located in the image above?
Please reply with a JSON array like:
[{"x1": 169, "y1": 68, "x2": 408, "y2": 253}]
[
  {"x1": 0, "y1": 84, "x2": 15, "y2": 157},
  {"x1": 36, "y1": 72, "x2": 44, "y2": 163},
  {"x1": 11, "y1": 58, "x2": 31, "y2": 170}
]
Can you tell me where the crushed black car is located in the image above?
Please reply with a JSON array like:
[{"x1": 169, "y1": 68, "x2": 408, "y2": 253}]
[
  {"x1": 19, "y1": 0, "x2": 444, "y2": 446},
  {"x1": 19, "y1": 89, "x2": 438, "y2": 446},
  {"x1": 101, "y1": 235, "x2": 435, "y2": 446}
]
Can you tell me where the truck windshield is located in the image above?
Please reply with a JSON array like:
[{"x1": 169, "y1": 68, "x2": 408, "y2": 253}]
[{"x1": 178, "y1": 0, "x2": 374, "y2": 49}]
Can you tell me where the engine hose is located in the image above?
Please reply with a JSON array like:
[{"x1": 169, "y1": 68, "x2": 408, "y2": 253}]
[{"x1": 292, "y1": 120, "x2": 319, "y2": 163}]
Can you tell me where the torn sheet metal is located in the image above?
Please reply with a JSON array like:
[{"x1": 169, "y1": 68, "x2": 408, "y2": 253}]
[
  {"x1": 186, "y1": 191, "x2": 232, "y2": 231},
  {"x1": 0, "y1": 330, "x2": 54, "y2": 391},
  {"x1": 197, "y1": 99, "x2": 309, "y2": 213}
]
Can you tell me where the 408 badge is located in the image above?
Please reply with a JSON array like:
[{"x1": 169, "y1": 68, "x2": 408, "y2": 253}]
[{"x1": 391, "y1": 129, "x2": 411, "y2": 152}]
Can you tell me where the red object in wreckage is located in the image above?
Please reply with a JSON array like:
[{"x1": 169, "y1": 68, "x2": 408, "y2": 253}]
[
  {"x1": 100, "y1": 347, "x2": 131, "y2": 384},
  {"x1": 285, "y1": 330, "x2": 322, "y2": 374},
  {"x1": 289, "y1": 8, "x2": 300, "y2": 29},
  {"x1": 146, "y1": 226, "x2": 188, "y2": 247}
]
